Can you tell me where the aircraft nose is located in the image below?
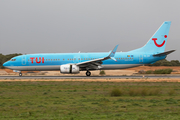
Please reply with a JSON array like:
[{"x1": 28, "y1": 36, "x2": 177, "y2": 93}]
[{"x1": 3, "y1": 62, "x2": 8, "y2": 67}]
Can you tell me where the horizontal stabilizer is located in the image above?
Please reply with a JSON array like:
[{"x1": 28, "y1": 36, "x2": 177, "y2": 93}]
[{"x1": 153, "y1": 50, "x2": 175, "y2": 57}]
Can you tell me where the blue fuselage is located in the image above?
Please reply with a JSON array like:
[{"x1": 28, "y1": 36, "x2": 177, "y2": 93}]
[{"x1": 3, "y1": 51, "x2": 165, "y2": 71}]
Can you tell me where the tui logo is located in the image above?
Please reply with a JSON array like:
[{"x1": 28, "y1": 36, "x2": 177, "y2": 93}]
[
  {"x1": 152, "y1": 35, "x2": 167, "y2": 47},
  {"x1": 30, "y1": 57, "x2": 44, "y2": 64}
]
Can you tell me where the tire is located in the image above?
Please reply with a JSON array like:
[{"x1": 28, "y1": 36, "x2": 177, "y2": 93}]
[
  {"x1": 19, "y1": 73, "x2": 22, "y2": 77},
  {"x1": 86, "y1": 71, "x2": 91, "y2": 76}
]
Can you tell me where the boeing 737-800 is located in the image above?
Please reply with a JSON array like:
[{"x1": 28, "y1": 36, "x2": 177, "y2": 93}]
[{"x1": 3, "y1": 21, "x2": 175, "y2": 76}]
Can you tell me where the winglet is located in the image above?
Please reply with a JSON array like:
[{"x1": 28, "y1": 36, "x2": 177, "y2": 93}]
[
  {"x1": 105, "y1": 45, "x2": 119, "y2": 61},
  {"x1": 108, "y1": 45, "x2": 119, "y2": 57}
]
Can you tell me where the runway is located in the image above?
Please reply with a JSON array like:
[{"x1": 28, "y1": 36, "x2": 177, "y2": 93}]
[{"x1": 1, "y1": 75, "x2": 180, "y2": 79}]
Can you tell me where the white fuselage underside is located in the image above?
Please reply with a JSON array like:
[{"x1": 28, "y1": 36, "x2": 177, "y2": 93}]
[{"x1": 7, "y1": 64, "x2": 141, "y2": 71}]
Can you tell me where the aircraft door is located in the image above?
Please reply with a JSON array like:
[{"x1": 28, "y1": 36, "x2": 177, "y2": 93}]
[
  {"x1": 139, "y1": 55, "x2": 143, "y2": 63},
  {"x1": 22, "y1": 56, "x2": 26, "y2": 65},
  {"x1": 73, "y1": 57, "x2": 81, "y2": 63}
]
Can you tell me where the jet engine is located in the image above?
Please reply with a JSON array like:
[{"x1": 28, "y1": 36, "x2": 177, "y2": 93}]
[{"x1": 60, "y1": 64, "x2": 80, "y2": 74}]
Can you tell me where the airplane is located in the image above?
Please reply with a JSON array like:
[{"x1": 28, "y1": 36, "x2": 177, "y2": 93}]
[{"x1": 3, "y1": 21, "x2": 175, "y2": 77}]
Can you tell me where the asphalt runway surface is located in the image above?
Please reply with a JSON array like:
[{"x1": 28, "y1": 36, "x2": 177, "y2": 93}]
[{"x1": 1, "y1": 75, "x2": 180, "y2": 79}]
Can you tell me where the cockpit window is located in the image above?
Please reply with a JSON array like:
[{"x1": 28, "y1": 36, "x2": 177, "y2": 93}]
[{"x1": 10, "y1": 59, "x2": 16, "y2": 61}]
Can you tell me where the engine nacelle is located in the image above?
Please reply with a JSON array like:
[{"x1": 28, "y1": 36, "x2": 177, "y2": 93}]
[{"x1": 60, "y1": 64, "x2": 80, "y2": 74}]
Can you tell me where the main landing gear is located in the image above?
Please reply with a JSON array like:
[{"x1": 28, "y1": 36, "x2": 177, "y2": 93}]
[
  {"x1": 19, "y1": 72, "x2": 22, "y2": 77},
  {"x1": 86, "y1": 71, "x2": 91, "y2": 76}
]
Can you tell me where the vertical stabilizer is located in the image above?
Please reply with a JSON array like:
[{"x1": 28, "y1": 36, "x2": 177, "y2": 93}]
[{"x1": 132, "y1": 21, "x2": 171, "y2": 53}]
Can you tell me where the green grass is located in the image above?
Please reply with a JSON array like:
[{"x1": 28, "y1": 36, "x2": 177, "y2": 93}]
[
  {"x1": 100, "y1": 70, "x2": 106, "y2": 75},
  {"x1": 0, "y1": 81, "x2": 180, "y2": 119},
  {"x1": 145, "y1": 69, "x2": 173, "y2": 74}
]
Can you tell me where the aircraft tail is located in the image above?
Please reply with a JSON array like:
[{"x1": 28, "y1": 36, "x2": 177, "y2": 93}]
[{"x1": 133, "y1": 21, "x2": 171, "y2": 53}]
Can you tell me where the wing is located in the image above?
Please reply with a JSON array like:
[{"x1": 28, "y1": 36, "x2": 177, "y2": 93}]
[{"x1": 76, "y1": 45, "x2": 119, "y2": 70}]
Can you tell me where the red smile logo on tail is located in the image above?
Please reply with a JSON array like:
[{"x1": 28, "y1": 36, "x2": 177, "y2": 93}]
[{"x1": 152, "y1": 35, "x2": 167, "y2": 47}]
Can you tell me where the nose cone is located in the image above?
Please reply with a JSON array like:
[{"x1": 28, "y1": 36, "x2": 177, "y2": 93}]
[{"x1": 3, "y1": 62, "x2": 8, "y2": 67}]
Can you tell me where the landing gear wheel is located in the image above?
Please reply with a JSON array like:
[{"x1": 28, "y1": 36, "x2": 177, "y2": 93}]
[
  {"x1": 86, "y1": 71, "x2": 91, "y2": 76},
  {"x1": 19, "y1": 73, "x2": 22, "y2": 77}
]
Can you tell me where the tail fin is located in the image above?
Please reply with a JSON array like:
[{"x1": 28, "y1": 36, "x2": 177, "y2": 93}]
[{"x1": 133, "y1": 21, "x2": 171, "y2": 53}]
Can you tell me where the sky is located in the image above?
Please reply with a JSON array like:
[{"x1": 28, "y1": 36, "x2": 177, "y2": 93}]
[{"x1": 0, "y1": 0, "x2": 180, "y2": 60}]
